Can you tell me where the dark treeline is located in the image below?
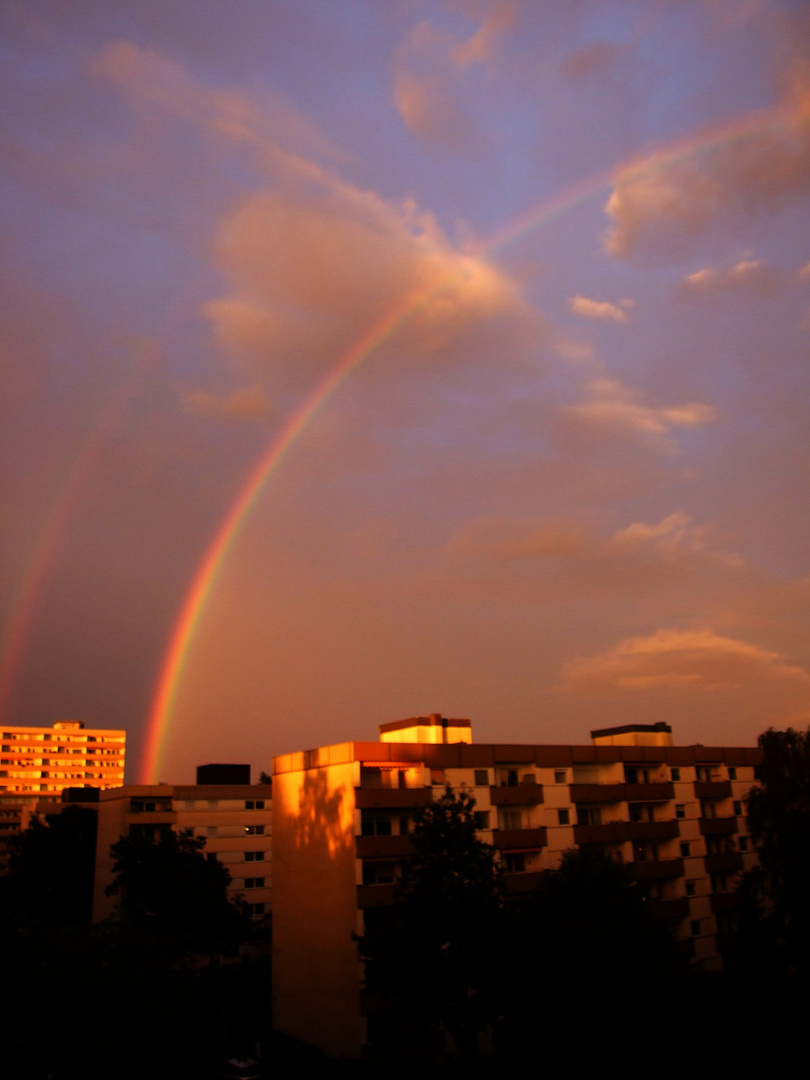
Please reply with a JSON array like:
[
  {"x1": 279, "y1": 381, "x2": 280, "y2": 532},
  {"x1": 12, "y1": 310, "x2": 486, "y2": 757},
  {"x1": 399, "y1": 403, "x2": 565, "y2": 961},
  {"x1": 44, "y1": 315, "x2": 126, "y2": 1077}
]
[{"x1": 0, "y1": 812, "x2": 273, "y2": 1080}]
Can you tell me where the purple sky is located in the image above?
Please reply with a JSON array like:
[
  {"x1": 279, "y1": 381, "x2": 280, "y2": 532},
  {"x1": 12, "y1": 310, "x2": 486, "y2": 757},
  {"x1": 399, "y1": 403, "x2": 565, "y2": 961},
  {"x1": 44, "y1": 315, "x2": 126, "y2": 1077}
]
[{"x1": 2, "y1": 1, "x2": 810, "y2": 782}]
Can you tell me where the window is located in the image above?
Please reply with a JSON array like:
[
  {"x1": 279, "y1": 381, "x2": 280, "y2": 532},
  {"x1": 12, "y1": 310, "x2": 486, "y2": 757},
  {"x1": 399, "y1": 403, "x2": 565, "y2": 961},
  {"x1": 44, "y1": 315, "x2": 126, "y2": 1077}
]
[
  {"x1": 685, "y1": 880, "x2": 696, "y2": 897},
  {"x1": 739, "y1": 836, "x2": 749, "y2": 851},
  {"x1": 690, "y1": 919, "x2": 702, "y2": 937},
  {"x1": 675, "y1": 804, "x2": 686, "y2": 819},
  {"x1": 503, "y1": 853, "x2": 526, "y2": 873},
  {"x1": 207, "y1": 800, "x2": 218, "y2": 810},
  {"x1": 207, "y1": 826, "x2": 218, "y2": 837},
  {"x1": 557, "y1": 809, "x2": 570, "y2": 826},
  {"x1": 670, "y1": 767, "x2": 681, "y2": 781},
  {"x1": 245, "y1": 800, "x2": 265, "y2": 810},
  {"x1": 680, "y1": 842, "x2": 691, "y2": 857},
  {"x1": 577, "y1": 806, "x2": 602, "y2": 826},
  {"x1": 247, "y1": 903, "x2": 266, "y2": 917},
  {"x1": 430, "y1": 769, "x2": 445, "y2": 786},
  {"x1": 244, "y1": 877, "x2": 265, "y2": 889},
  {"x1": 361, "y1": 811, "x2": 392, "y2": 836},
  {"x1": 728, "y1": 767, "x2": 737, "y2": 780},
  {"x1": 505, "y1": 770, "x2": 518, "y2": 787},
  {"x1": 245, "y1": 851, "x2": 265, "y2": 862},
  {"x1": 733, "y1": 801, "x2": 743, "y2": 816},
  {"x1": 184, "y1": 800, "x2": 195, "y2": 811},
  {"x1": 474, "y1": 769, "x2": 489, "y2": 786},
  {"x1": 363, "y1": 862, "x2": 395, "y2": 886},
  {"x1": 554, "y1": 770, "x2": 566, "y2": 784},
  {"x1": 244, "y1": 825, "x2": 264, "y2": 835},
  {"x1": 501, "y1": 810, "x2": 522, "y2": 830},
  {"x1": 473, "y1": 811, "x2": 490, "y2": 830}
]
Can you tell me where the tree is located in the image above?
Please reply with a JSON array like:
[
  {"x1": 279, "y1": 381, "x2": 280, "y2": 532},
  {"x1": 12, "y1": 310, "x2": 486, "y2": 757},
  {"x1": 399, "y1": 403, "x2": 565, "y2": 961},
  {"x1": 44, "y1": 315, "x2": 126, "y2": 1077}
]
[
  {"x1": 499, "y1": 847, "x2": 685, "y2": 1063},
  {"x1": 0, "y1": 804, "x2": 97, "y2": 926},
  {"x1": 362, "y1": 787, "x2": 503, "y2": 1059},
  {"x1": 740, "y1": 726, "x2": 810, "y2": 977},
  {"x1": 106, "y1": 828, "x2": 248, "y2": 962}
]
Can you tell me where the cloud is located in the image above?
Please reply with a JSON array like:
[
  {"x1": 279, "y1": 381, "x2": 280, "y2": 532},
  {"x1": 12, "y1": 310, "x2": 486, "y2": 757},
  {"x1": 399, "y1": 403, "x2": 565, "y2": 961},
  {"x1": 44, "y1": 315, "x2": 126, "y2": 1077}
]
[
  {"x1": 204, "y1": 186, "x2": 541, "y2": 391},
  {"x1": 97, "y1": 41, "x2": 542, "y2": 392},
  {"x1": 680, "y1": 257, "x2": 781, "y2": 295},
  {"x1": 566, "y1": 378, "x2": 718, "y2": 445},
  {"x1": 603, "y1": 67, "x2": 810, "y2": 259},
  {"x1": 561, "y1": 628, "x2": 810, "y2": 691},
  {"x1": 568, "y1": 295, "x2": 631, "y2": 323},
  {"x1": 391, "y1": 4, "x2": 515, "y2": 148},
  {"x1": 448, "y1": 511, "x2": 741, "y2": 572},
  {"x1": 182, "y1": 385, "x2": 275, "y2": 423},
  {"x1": 448, "y1": 517, "x2": 588, "y2": 560}
]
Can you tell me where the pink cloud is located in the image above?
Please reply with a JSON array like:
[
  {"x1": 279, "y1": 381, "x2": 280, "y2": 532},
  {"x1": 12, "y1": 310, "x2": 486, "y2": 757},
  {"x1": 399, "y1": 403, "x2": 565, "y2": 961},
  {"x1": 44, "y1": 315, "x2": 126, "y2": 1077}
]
[{"x1": 561, "y1": 628, "x2": 810, "y2": 691}]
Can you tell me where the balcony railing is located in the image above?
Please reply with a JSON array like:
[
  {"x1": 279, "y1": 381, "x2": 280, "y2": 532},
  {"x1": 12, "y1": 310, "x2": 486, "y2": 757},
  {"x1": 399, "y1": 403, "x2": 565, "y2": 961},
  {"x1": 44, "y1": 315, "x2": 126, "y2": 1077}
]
[
  {"x1": 490, "y1": 784, "x2": 544, "y2": 806},
  {"x1": 573, "y1": 820, "x2": 679, "y2": 845},
  {"x1": 699, "y1": 816, "x2": 738, "y2": 836},
  {"x1": 356, "y1": 834, "x2": 414, "y2": 859},
  {"x1": 694, "y1": 780, "x2": 732, "y2": 799},
  {"x1": 628, "y1": 858, "x2": 684, "y2": 882},
  {"x1": 355, "y1": 787, "x2": 432, "y2": 809},
  {"x1": 570, "y1": 782, "x2": 674, "y2": 803},
  {"x1": 492, "y1": 827, "x2": 547, "y2": 851},
  {"x1": 648, "y1": 897, "x2": 690, "y2": 920},
  {"x1": 356, "y1": 884, "x2": 397, "y2": 908}
]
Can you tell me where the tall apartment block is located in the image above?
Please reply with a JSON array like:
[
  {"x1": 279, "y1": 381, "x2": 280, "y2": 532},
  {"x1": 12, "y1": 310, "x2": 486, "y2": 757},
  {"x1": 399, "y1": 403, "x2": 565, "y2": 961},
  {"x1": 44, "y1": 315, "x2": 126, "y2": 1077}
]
[
  {"x1": 272, "y1": 715, "x2": 761, "y2": 1058},
  {"x1": 0, "y1": 721, "x2": 125, "y2": 869}
]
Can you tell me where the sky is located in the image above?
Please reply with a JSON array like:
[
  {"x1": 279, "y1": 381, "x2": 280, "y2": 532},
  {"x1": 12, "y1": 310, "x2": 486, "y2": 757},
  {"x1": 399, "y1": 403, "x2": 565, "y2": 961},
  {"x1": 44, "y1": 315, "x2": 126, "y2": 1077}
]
[{"x1": 2, "y1": 0, "x2": 810, "y2": 783}]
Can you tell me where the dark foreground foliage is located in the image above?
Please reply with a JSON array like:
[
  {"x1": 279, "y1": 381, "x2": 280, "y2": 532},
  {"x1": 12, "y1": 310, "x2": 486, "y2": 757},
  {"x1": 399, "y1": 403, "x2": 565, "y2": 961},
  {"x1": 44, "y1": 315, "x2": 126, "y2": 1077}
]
[{"x1": 1, "y1": 810, "x2": 270, "y2": 1080}]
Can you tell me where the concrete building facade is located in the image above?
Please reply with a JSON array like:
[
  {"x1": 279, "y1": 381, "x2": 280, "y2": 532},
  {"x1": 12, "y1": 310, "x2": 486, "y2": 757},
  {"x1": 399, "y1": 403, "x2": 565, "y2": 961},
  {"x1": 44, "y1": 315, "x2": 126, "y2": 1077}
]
[
  {"x1": 272, "y1": 715, "x2": 761, "y2": 1058},
  {"x1": 0, "y1": 720, "x2": 125, "y2": 869},
  {"x1": 87, "y1": 776, "x2": 273, "y2": 922}
]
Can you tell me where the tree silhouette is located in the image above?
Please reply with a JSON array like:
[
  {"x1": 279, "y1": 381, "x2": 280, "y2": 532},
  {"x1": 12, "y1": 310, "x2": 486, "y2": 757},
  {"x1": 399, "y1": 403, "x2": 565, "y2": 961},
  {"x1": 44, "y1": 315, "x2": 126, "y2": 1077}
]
[
  {"x1": 363, "y1": 786, "x2": 503, "y2": 1059},
  {"x1": 739, "y1": 726, "x2": 810, "y2": 978},
  {"x1": 107, "y1": 828, "x2": 247, "y2": 962}
]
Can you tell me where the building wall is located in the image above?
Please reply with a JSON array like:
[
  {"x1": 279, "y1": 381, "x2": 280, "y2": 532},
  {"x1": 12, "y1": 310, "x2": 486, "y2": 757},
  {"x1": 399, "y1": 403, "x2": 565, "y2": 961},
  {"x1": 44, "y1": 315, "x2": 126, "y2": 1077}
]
[
  {"x1": 90, "y1": 783, "x2": 273, "y2": 921},
  {"x1": 272, "y1": 754, "x2": 364, "y2": 1058},
  {"x1": 272, "y1": 730, "x2": 762, "y2": 1057}
]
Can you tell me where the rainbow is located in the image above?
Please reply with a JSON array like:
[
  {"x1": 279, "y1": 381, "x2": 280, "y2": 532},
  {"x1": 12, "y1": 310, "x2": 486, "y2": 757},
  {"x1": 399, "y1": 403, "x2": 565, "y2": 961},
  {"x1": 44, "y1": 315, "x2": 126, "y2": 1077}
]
[
  {"x1": 0, "y1": 93, "x2": 792, "y2": 776},
  {"x1": 140, "y1": 98, "x2": 798, "y2": 780}
]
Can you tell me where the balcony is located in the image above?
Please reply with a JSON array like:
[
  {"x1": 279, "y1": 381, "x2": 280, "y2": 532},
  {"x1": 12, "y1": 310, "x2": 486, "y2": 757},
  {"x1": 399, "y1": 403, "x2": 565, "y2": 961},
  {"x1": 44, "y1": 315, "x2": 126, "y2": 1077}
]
[
  {"x1": 490, "y1": 784, "x2": 544, "y2": 806},
  {"x1": 503, "y1": 871, "x2": 544, "y2": 895},
  {"x1": 492, "y1": 827, "x2": 547, "y2": 851},
  {"x1": 705, "y1": 852, "x2": 743, "y2": 874},
  {"x1": 356, "y1": 835, "x2": 414, "y2": 859},
  {"x1": 699, "y1": 816, "x2": 738, "y2": 836},
  {"x1": 574, "y1": 821, "x2": 630, "y2": 844},
  {"x1": 629, "y1": 820, "x2": 680, "y2": 841},
  {"x1": 649, "y1": 897, "x2": 690, "y2": 921},
  {"x1": 694, "y1": 780, "x2": 732, "y2": 800},
  {"x1": 570, "y1": 782, "x2": 674, "y2": 804},
  {"x1": 357, "y1": 884, "x2": 397, "y2": 908},
  {"x1": 355, "y1": 787, "x2": 432, "y2": 810},
  {"x1": 628, "y1": 858, "x2": 685, "y2": 882}
]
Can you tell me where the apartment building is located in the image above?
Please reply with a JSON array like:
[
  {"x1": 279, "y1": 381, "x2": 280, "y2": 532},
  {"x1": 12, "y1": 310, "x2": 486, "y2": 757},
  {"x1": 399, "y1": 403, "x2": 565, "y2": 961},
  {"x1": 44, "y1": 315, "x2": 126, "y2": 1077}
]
[
  {"x1": 0, "y1": 721, "x2": 126, "y2": 801},
  {"x1": 0, "y1": 721, "x2": 125, "y2": 868},
  {"x1": 87, "y1": 766, "x2": 273, "y2": 922},
  {"x1": 272, "y1": 715, "x2": 761, "y2": 1058}
]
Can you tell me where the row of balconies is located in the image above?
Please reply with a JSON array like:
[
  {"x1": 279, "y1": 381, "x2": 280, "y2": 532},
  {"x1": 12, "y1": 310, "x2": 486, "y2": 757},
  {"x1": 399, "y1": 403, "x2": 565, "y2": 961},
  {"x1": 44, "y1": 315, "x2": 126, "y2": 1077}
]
[{"x1": 355, "y1": 779, "x2": 734, "y2": 810}]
